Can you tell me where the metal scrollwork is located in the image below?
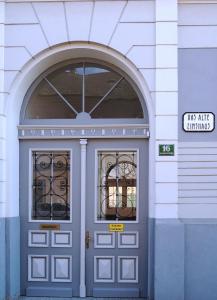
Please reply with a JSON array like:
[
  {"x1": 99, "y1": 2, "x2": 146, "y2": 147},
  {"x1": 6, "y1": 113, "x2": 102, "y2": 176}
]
[
  {"x1": 32, "y1": 151, "x2": 70, "y2": 220},
  {"x1": 97, "y1": 151, "x2": 137, "y2": 221}
]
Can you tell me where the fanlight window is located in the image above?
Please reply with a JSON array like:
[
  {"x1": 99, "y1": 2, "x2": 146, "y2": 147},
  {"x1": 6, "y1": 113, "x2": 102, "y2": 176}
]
[{"x1": 25, "y1": 62, "x2": 143, "y2": 119}]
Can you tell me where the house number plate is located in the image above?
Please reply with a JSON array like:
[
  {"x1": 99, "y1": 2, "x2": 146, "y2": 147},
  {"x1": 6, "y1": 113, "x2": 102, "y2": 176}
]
[{"x1": 159, "y1": 144, "x2": 175, "y2": 156}]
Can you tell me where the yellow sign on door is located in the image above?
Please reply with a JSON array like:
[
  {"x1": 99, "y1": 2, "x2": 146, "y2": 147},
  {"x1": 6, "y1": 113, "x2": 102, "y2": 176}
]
[{"x1": 108, "y1": 224, "x2": 125, "y2": 232}]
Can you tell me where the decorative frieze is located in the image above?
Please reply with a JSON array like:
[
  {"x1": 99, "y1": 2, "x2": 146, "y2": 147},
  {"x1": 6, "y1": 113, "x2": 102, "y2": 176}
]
[{"x1": 18, "y1": 125, "x2": 149, "y2": 139}]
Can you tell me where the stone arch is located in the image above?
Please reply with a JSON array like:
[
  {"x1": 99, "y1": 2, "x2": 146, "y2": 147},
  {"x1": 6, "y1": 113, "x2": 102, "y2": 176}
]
[{"x1": 4, "y1": 41, "x2": 154, "y2": 218}]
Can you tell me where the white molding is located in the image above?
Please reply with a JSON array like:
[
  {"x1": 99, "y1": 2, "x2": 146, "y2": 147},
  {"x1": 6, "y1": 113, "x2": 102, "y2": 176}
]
[
  {"x1": 118, "y1": 231, "x2": 139, "y2": 248},
  {"x1": 28, "y1": 255, "x2": 49, "y2": 282},
  {"x1": 80, "y1": 138, "x2": 87, "y2": 297},
  {"x1": 18, "y1": 124, "x2": 149, "y2": 140},
  {"x1": 51, "y1": 255, "x2": 72, "y2": 282},
  {"x1": 118, "y1": 256, "x2": 138, "y2": 283},
  {"x1": 18, "y1": 124, "x2": 149, "y2": 129},
  {"x1": 51, "y1": 231, "x2": 72, "y2": 247},
  {"x1": 94, "y1": 256, "x2": 115, "y2": 283},
  {"x1": 28, "y1": 230, "x2": 49, "y2": 247},
  {"x1": 94, "y1": 231, "x2": 115, "y2": 248}
]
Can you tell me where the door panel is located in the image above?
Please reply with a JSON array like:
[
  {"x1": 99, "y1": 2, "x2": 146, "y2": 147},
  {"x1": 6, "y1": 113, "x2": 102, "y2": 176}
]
[
  {"x1": 86, "y1": 139, "x2": 148, "y2": 298},
  {"x1": 20, "y1": 140, "x2": 81, "y2": 297}
]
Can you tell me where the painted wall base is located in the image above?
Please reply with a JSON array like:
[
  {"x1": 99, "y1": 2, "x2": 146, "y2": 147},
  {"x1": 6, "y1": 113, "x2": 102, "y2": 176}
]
[
  {"x1": 154, "y1": 219, "x2": 217, "y2": 300},
  {"x1": 6, "y1": 217, "x2": 20, "y2": 300},
  {"x1": 0, "y1": 217, "x2": 20, "y2": 300},
  {"x1": 0, "y1": 218, "x2": 6, "y2": 300},
  {"x1": 185, "y1": 222, "x2": 217, "y2": 300},
  {"x1": 154, "y1": 219, "x2": 184, "y2": 300}
]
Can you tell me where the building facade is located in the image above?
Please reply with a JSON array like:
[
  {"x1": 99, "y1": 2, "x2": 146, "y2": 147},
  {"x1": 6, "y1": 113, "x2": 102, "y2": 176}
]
[{"x1": 0, "y1": 0, "x2": 217, "y2": 299}]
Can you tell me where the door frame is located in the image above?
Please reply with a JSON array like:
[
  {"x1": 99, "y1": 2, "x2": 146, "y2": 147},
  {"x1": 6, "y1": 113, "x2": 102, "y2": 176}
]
[{"x1": 18, "y1": 127, "x2": 150, "y2": 297}]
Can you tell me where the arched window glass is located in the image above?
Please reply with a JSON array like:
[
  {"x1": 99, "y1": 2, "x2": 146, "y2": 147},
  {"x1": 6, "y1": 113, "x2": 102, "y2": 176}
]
[{"x1": 24, "y1": 62, "x2": 144, "y2": 119}]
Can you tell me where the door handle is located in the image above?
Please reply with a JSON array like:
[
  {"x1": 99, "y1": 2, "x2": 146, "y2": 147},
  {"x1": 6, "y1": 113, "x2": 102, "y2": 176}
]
[{"x1": 85, "y1": 231, "x2": 91, "y2": 249}]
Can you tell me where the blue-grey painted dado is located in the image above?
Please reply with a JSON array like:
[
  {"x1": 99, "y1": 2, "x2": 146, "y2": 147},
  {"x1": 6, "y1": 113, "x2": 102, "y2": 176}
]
[
  {"x1": 154, "y1": 219, "x2": 185, "y2": 300},
  {"x1": 0, "y1": 217, "x2": 20, "y2": 300},
  {"x1": 0, "y1": 218, "x2": 6, "y2": 300},
  {"x1": 154, "y1": 219, "x2": 217, "y2": 300}
]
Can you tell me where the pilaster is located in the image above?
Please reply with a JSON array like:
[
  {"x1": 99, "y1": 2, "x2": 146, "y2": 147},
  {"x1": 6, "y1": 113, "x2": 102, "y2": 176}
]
[
  {"x1": 0, "y1": 0, "x2": 6, "y2": 219},
  {"x1": 80, "y1": 138, "x2": 87, "y2": 297},
  {"x1": 154, "y1": 0, "x2": 178, "y2": 219}
]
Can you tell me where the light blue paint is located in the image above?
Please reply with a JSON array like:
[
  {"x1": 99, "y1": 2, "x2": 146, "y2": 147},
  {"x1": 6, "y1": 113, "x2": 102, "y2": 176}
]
[
  {"x1": 0, "y1": 218, "x2": 6, "y2": 300},
  {"x1": 154, "y1": 219, "x2": 185, "y2": 300},
  {"x1": 6, "y1": 217, "x2": 20, "y2": 300},
  {"x1": 148, "y1": 218, "x2": 155, "y2": 300},
  {"x1": 179, "y1": 48, "x2": 217, "y2": 141},
  {"x1": 185, "y1": 224, "x2": 217, "y2": 300}
]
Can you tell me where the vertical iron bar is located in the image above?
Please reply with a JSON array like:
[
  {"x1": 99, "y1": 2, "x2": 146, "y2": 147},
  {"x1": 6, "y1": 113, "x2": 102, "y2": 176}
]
[
  {"x1": 50, "y1": 153, "x2": 53, "y2": 220},
  {"x1": 115, "y1": 152, "x2": 119, "y2": 221},
  {"x1": 82, "y1": 63, "x2": 85, "y2": 112},
  {"x1": 33, "y1": 152, "x2": 37, "y2": 219},
  {"x1": 66, "y1": 152, "x2": 69, "y2": 219}
]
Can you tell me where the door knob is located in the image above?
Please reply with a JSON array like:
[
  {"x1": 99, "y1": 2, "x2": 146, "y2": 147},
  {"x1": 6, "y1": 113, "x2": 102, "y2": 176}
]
[{"x1": 85, "y1": 231, "x2": 91, "y2": 249}]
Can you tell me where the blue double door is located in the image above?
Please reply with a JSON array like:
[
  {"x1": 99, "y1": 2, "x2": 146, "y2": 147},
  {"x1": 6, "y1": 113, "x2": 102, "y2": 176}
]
[{"x1": 20, "y1": 138, "x2": 148, "y2": 298}]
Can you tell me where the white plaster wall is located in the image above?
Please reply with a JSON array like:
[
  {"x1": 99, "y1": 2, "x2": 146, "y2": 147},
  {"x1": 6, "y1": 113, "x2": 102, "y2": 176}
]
[
  {"x1": 155, "y1": 0, "x2": 179, "y2": 218},
  {"x1": 0, "y1": 0, "x2": 6, "y2": 218},
  {"x1": 179, "y1": 3, "x2": 217, "y2": 48},
  {"x1": 2, "y1": 0, "x2": 180, "y2": 219},
  {"x1": 4, "y1": 0, "x2": 156, "y2": 92}
]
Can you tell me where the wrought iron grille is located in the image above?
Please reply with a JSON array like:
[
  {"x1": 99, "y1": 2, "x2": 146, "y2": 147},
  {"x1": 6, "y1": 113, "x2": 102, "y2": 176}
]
[
  {"x1": 32, "y1": 151, "x2": 70, "y2": 220},
  {"x1": 97, "y1": 151, "x2": 137, "y2": 221}
]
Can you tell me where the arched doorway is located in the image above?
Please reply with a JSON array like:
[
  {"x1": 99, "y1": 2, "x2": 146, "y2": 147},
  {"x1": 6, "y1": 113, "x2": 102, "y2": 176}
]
[{"x1": 19, "y1": 59, "x2": 149, "y2": 297}]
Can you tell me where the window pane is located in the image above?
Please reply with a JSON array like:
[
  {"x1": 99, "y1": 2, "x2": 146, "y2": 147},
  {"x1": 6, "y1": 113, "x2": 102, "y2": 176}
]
[
  {"x1": 32, "y1": 151, "x2": 70, "y2": 220},
  {"x1": 97, "y1": 151, "x2": 137, "y2": 221},
  {"x1": 91, "y1": 78, "x2": 143, "y2": 119},
  {"x1": 84, "y1": 64, "x2": 120, "y2": 113},
  {"x1": 25, "y1": 64, "x2": 83, "y2": 119}
]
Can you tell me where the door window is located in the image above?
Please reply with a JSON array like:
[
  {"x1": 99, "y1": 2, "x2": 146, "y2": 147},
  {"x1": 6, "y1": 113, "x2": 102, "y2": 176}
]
[
  {"x1": 31, "y1": 151, "x2": 71, "y2": 221},
  {"x1": 97, "y1": 151, "x2": 137, "y2": 221}
]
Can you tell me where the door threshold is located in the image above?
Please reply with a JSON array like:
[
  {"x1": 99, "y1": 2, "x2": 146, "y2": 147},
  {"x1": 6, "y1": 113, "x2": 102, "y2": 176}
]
[{"x1": 19, "y1": 297, "x2": 147, "y2": 300}]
